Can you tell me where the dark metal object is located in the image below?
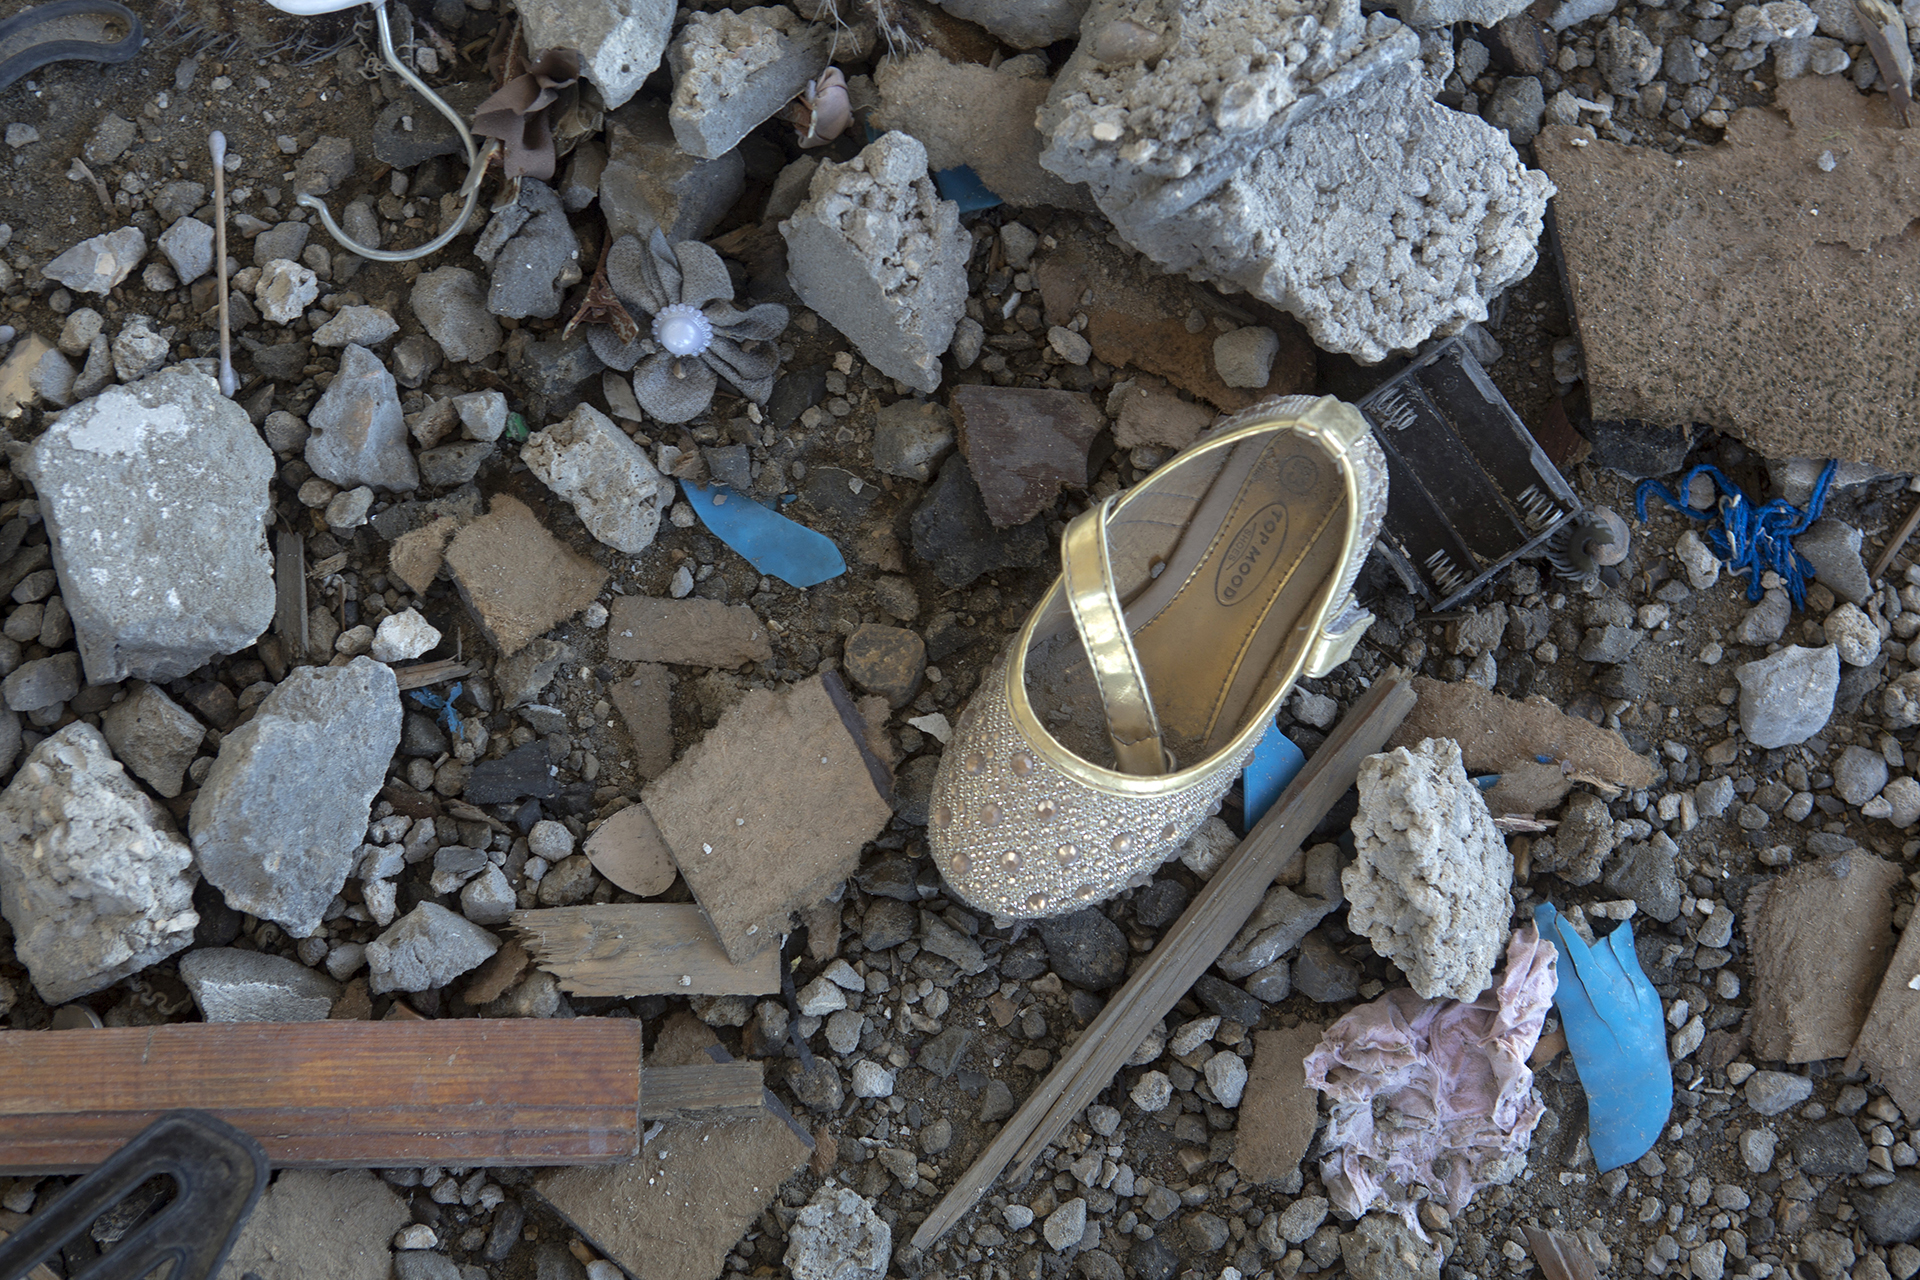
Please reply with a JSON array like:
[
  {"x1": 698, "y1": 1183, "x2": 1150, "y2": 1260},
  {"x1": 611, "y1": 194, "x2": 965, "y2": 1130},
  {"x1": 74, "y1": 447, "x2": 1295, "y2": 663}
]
[
  {"x1": 0, "y1": 1110, "x2": 267, "y2": 1280},
  {"x1": 1356, "y1": 335, "x2": 1579, "y2": 609},
  {"x1": 0, "y1": 1, "x2": 142, "y2": 94}
]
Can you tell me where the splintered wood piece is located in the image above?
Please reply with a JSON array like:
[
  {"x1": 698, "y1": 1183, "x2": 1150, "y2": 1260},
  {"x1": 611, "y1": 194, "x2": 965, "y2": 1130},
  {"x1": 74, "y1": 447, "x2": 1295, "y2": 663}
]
[
  {"x1": 0, "y1": 1020, "x2": 641, "y2": 1173},
  {"x1": 641, "y1": 1062, "x2": 767, "y2": 1120},
  {"x1": 911, "y1": 677, "x2": 1416, "y2": 1254},
  {"x1": 272, "y1": 529, "x2": 307, "y2": 654},
  {"x1": 512, "y1": 904, "x2": 783, "y2": 997},
  {"x1": 393, "y1": 659, "x2": 475, "y2": 692}
]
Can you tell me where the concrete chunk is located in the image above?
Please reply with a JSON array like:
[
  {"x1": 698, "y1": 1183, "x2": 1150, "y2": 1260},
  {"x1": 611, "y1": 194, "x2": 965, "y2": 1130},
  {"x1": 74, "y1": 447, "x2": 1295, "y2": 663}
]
[
  {"x1": 21, "y1": 367, "x2": 275, "y2": 683},
  {"x1": 220, "y1": 1170, "x2": 411, "y2": 1280},
  {"x1": 645, "y1": 674, "x2": 892, "y2": 962},
  {"x1": 522, "y1": 403, "x2": 669, "y2": 554},
  {"x1": 180, "y1": 946, "x2": 341, "y2": 1021},
  {"x1": 189, "y1": 659, "x2": 403, "y2": 938},
  {"x1": 668, "y1": 6, "x2": 832, "y2": 160},
  {"x1": 99, "y1": 680, "x2": 205, "y2": 798},
  {"x1": 0, "y1": 723, "x2": 197, "y2": 1004},
  {"x1": 781, "y1": 133, "x2": 970, "y2": 393},
  {"x1": 305, "y1": 344, "x2": 419, "y2": 492},
  {"x1": 602, "y1": 100, "x2": 746, "y2": 243},
  {"x1": 515, "y1": 0, "x2": 673, "y2": 110}
]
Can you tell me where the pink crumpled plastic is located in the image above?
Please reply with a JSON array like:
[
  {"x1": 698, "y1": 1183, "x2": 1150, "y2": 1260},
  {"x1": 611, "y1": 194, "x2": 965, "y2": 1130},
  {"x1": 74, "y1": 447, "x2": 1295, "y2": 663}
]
[{"x1": 1303, "y1": 924, "x2": 1558, "y2": 1235}]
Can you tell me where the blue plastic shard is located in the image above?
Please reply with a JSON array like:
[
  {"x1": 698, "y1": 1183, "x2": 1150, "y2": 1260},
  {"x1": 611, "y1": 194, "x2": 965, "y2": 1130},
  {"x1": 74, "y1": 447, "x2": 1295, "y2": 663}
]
[
  {"x1": 933, "y1": 164, "x2": 1003, "y2": 212},
  {"x1": 681, "y1": 480, "x2": 846, "y2": 589},
  {"x1": 1242, "y1": 722, "x2": 1306, "y2": 831},
  {"x1": 1533, "y1": 903, "x2": 1672, "y2": 1171}
]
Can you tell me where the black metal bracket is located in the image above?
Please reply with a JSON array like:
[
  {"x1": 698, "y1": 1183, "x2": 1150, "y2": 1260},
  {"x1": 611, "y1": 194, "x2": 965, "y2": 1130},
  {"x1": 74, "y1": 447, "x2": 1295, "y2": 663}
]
[{"x1": 0, "y1": 1110, "x2": 268, "y2": 1280}]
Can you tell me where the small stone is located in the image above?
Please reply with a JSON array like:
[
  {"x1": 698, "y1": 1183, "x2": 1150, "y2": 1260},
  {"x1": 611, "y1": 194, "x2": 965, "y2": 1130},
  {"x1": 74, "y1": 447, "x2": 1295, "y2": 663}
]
[
  {"x1": 257, "y1": 258, "x2": 319, "y2": 325},
  {"x1": 1038, "y1": 908, "x2": 1130, "y2": 990},
  {"x1": 157, "y1": 217, "x2": 215, "y2": 285},
  {"x1": 1204, "y1": 1050, "x2": 1248, "y2": 1107},
  {"x1": 324, "y1": 486, "x2": 374, "y2": 530},
  {"x1": 521, "y1": 403, "x2": 669, "y2": 554},
  {"x1": 1835, "y1": 744, "x2": 1890, "y2": 807},
  {"x1": 1130, "y1": 1069, "x2": 1173, "y2": 1112},
  {"x1": 411, "y1": 267, "x2": 503, "y2": 364},
  {"x1": 842, "y1": 624, "x2": 926, "y2": 708},
  {"x1": 313, "y1": 306, "x2": 400, "y2": 348},
  {"x1": 98, "y1": 681, "x2": 204, "y2": 798},
  {"x1": 306, "y1": 344, "x2": 419, "y2": 492},
  {"x1": 365, "y1": 902, "x2": 500, "y2": 993},
  {"x1": 179, "y1": 947, "x2": 339, "y2": 1021},
  {"x1": 1044, "y1": 1198, "x2": 1088, "y2": 1251},
  {"x1": 784, "y1": 1185, "x2": 890, "y2": 1280},
  {"x1": 850, "y1": 1059, "x2": 895, "y2": 1097},
  {"x1": 1737, "y1": 645, "x2": 1840, "y2": 748},
  {"x1": 1745, "y1": 1070, "x2": 1813, "y2": 1115},
  {"x1": 952, "y1": 384, "x2": 1104, "y2": 528},
  {"x1": 1212, "y1": 327, "x2": 1279, "y2": 388},
  {"x1": 1826, "y1": 602, "x2": 1882, "y2": 666},
  {"x1": 43, "y1": 227, "x2": 145, "y2": 295},
  {"x1": 371, "y1": 609, "x2": 441, "y2": 663}
]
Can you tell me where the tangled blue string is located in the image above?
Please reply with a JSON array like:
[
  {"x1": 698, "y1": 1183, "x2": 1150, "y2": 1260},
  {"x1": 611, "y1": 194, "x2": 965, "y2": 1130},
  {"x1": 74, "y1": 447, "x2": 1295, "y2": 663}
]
[{"x1": 1633, "y1": 461, "x2": 1837, "y2": 609}]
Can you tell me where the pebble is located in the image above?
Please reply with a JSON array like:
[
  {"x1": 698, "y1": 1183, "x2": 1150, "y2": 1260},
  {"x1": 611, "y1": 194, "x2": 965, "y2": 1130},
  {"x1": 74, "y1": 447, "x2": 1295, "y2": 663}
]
[
  {"x1": 850, "y1": 1059, "x2": 895, "y2": 1097},
  {"x1": 797, "y1": 975, "x2": 847, "y2": 1016},
  {"x1": 1130, "y1": 1070, "x2": 1173, "y2": 1112},
  {"x1": 1827, "y1": 602, "x2": 1883, "y2": 666},
  {"x1": 257, "y1": 258, "x2": 319, "y2": 325},
  {"x1": 1745, "y1": 1070, "x2": 1813, "y2": 1116},
  {"x1": 1212, "y1": 326, "x2": 1279, "y2": 388},
  {"x1": 1835, "y1": 744, "x2": 1890, "y2": 807},
  {"x1": 1203, "y1": 1050, "x2": 1248, "y2": 1107},
  {"x1": 1044, "y1": 1197, "x2": 1087, "y2": 1250}
]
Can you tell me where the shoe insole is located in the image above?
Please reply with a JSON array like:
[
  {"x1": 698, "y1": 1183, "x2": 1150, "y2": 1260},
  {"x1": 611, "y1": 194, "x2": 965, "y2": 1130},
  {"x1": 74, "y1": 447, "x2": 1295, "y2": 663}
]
[{"x1": 1026, "y1": 432, "x2": 1346, "y2": 770}]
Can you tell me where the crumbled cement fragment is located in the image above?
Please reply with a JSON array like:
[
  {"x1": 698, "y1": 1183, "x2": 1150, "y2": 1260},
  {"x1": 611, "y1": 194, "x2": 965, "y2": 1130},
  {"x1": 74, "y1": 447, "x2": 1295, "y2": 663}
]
[
  {"x1": 668, "y1": 6, "x2": 832, "y2": 160},
  {"x1": 785, "y1": 1185, "x2": 891, "y2": 1280},
  {"x1": 190, "y1": 659, "x2": 403, "y2": 937},
  {"x1": 521, "y1": 403, "x2": 670, "y2": 554},
  {"x1": 1345, "y1": 736, "x2": 1513, "y2": 1000},
  {"x1": 871, "y1": 51, "x2": 1093, "y2": 211},
  {"x1": 180, "y1": 946, "x2": 340, "y2": 1021},
  {"x1": 0, "y1": 723, "x2": 198, "y2": 1004},
  {"x1": 366, "y1": 902, "x2": 500, "y2": 993},
  {"x1": 780, "y1": 133, "x2": 970, "y2": 393},
  {"x1": 1125, "y1": 60, "x2": 1554, "y2": 361},
  {"x1": 1037, "y1": 0, "x2": 1419, "y2": 225},
  {"x1": 515, "y1": 0, "x2": 673, "y2": 110},
  {"x1": 932, "y1": 0, "x2": 1089, "y2": 46},
  {"x1": 21, "y1": 367, "x2": 276, "y2": 683}
]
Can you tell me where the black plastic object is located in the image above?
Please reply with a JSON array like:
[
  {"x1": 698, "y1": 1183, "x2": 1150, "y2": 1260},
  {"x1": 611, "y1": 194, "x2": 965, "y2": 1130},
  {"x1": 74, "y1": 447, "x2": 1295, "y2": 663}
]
[
  {"x1": 0, "y1": 1110, "x2": 268, "y2": 1280},
  {"x1": 1356, "y1": 335, "x2": 1579, "y2": 609},
  {"x1": 0, "y1": 1, "x2": 143, "y2": 95}
]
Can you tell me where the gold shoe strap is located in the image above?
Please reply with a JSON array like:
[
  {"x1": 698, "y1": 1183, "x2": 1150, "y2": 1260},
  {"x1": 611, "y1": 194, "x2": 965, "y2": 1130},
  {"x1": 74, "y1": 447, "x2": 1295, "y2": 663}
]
[{"x1": 1062, "y1": 494, "x2": 1167, "y2": 777}]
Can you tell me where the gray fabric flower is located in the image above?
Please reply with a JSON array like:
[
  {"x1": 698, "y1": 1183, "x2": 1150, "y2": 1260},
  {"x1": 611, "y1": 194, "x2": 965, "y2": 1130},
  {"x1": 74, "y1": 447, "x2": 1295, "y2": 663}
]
[{"x1": 584, "y1": 229, "x2": 788, "y2": 424}]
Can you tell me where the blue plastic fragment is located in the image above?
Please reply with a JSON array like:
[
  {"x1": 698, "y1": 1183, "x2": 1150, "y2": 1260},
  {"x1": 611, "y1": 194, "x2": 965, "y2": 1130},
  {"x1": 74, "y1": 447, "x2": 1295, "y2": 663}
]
[
  {"x1": 1533, "y1": 903, "x2": 1672, "y2": 1171},
  {"x1": 933, "y1": 164, "x2": 1003, "y2": 213},
  {"x1": 410, "y1": 681, "x2": 463, "y2": 737},
  {"x1": 1241, "y1": 721, "x2": 1306, "y2": 831},
  {"x1": 1472, "y1": 774, "x2": 1500, "y2": 791},
  {"x1": 681, "y1": 480, "x2": 846, "y2": 589}
]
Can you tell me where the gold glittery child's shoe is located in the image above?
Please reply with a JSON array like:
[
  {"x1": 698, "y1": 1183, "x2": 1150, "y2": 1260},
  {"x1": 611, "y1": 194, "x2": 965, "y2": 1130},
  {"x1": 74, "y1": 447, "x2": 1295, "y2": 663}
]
[{"x1": 928, "y1": 395, "x2": 1388, "y2": 920}]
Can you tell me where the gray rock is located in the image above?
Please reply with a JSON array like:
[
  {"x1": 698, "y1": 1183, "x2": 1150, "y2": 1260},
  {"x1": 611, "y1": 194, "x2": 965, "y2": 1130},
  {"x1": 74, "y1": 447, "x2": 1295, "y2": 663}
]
[
  {"x1": 872, "y1": 400, "x2": 955, "y2": 481},
  {"x1": 1547, "y1": 0, "x2": 1616, "y2": 26},
  {"x1": 366, "y1": 901, "x2": 500, "y2": 993},
  {"x1": 294, "y1": 135, "x2": 354, "y2": 196},
  {"x1": 257, "y1": 258, "x2": 320, "y2": 325},
  {"x1": 1485, "y1": 75, "x2": 1547, "y2": 144},
  {"x1": 1045, "y1": 1197, "x2": 1089, "y2": 1251},
  {"x1": 1394, "y1": 0, "x2": 1532, "y2": 22},
  {"x1": 180, "y1": 946, "x2": 340, "y2": 1021},
  {"x1": 306, "y1": 344, "x2": 419, "y2": 492},
  {"x1": 601, "y1": 101, "x2": 747, "y2": 243},
  {"x1": 486, "y1": 180, "x2": 580, "y2": 321},
  {"x1": 1213, "y1": 327, "x2": 1279, "y2": 388},
  {"x1": 515, "y1": 0, "x2": 673, "y2": 110},
  {"x1": 1855, "y1": 1172, "x2": 1920, "y2": 1246},
  {"x1": 1537, "y1": 789, "x2": 1613, "y2": 885},
  {"x1": 1215, "y1": 842, "x2": 1345, "y2": 977},
  {"x1": 1736, "y1": 587, "x2": 1792, "y2": 645},
  {"x1": 933, "y1": 0, "x2": 1087, "y2": 45},
  {"x1": 98, "y1": 681, "x2": 204, "y2": 797},
  {"x1": 1245, "y1": 959, "x2": 1291, "y2": 1001},
  {"x1": 1580, "y1": 622, "x2": 1642, "y2": 663},
  {"x1": 1736, "y1": 645, "x2": 1839, "y2": 749},
  {"x1": 0, "y1": 723, "x2": 197, "y2": 1003},
  {"x1": 1799, "y1": 519, "x2": 1872, "y2": 605},
  {"x1": 110, "y1": 315, "x2": 169, "y2": 382},
  {"x1": 1744, "y1": 1069, "x2": 1813, "y2": 1115},
  {"x1": 1596, "y1": 23, "x2": 1662, "y2": 92},
  {"x1": 1604, "y1": 837, "x2": 1683, "y2": 921},
  {"x1": 220, "y1": 1169, "x2": 411, "y2": 1280},
  {"x1": 781, "y1": 133, "x2": 970, "y2": 393},
  {"x1": 411, "y1": 267, "x2": 502, "y2": 364},
  {"x1": 252, "y1": 221, "x2": 310, "y2": 269},
  {"x1": 667, "y1": 6, "x2": 832, "y2": 160},
  {"x1": 1343, "y1": 1214, "x2": 1441, "y2": 1280},
  {"x1": 1835, "y1": 744, "x2": 1889, "y2": 807},
  {"x1": 1797, "y1": 1118, "x2": 1870, "y2": 1175},
  {"x1": 1294, "y1": 930, "x2": 1362, "y2": 1001},
  {"x1": 42, "y1": 227, "x2": 145, "y2": 294},
  {"x1": 417, "y1": 441, "x2": 494, "y2": 488},
  {"x1": 2, "y1": 653, "x2": 80, "y2": 713},
  {"x1": 26, "y1": 348, "x2": 74, "y2": 408},
  {"x1": 189, "y1": 659, "x2": 403, "y2": 937},
  {"x1": 312, "y1": 306, "x2": 400, "y2": 349},
  {"x1": 157, "y1": 217, "x2": 215, "y2": 285},
  {"x1": 522, "y1": 404, "x2": 669, "y2": 553},
  {"x1": 1038, "y1": 908, "x2": 1130, "y2": 990},
  {"x1": 21, "y1": 368, "x2": 275, "y2": 683},
  {"x1": 785, "y1": 1185, "x2": 890, "y2": 1280},
  {"x1": 1345, "y1": 737, "x2": 1511, "y2": 999}
]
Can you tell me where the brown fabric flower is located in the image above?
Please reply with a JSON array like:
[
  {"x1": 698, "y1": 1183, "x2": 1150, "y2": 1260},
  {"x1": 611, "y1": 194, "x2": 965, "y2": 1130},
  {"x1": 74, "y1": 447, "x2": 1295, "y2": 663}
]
[{"x1": 473, "y1": 42, "x2": 580, "y2": 183}]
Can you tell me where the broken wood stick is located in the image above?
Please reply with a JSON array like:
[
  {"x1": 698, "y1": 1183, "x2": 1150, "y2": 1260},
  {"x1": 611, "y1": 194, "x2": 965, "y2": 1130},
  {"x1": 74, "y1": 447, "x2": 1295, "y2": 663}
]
[
  {"x1": 910, "y1": 676, "x2": 1417, "y2": 1254},
  {"x1": 272, "y1": 529, "x2": 307, "y2": 656},
  {"x1": 640, "y1": 1062, "x2": 767, "y2": 1121},
  {"x1": 0, "y1": 1020, "x2": 641, "y2": 1173},
  {"x1": 512, "y1": 904, "x2": 783, "y2": 997},
  {"x1": 393, "y1": 658, "x2": 475, "y2": 691},
  {"x1": 1871, "y1": 493, "x2": 1920, "y2": 584}
]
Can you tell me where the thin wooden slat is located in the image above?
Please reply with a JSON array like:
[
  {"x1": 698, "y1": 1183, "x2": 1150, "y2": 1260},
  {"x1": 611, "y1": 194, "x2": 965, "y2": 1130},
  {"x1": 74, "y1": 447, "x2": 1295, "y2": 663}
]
[
  {"x1": 512, "y1": 905, "x2": 783, "y2": 997},
  {"x1": 394, "y1": 659, "x2": 475, "y2": 692},
  {"x1": 0, "y1": 1020, "x2": 641, "y2": 1174},
  {"x1": 640, "y1": 1062, "x2": 767, "y2": 1120},
  {"x1": 272, "y1": 529, "x2": 307, "y2": 654},
  {"x1": 911, "y1": 677, "x2": 1416, "y2": 1253}
]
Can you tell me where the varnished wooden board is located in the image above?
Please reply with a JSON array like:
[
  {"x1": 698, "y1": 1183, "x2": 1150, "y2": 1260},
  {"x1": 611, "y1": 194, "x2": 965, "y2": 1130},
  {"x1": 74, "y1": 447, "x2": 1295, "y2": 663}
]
[
  {"x1": 512, "y1": 904, "x2": 783, "y2": 997},
  {"x1": 0, "y1": 1020, "x2": 642, "y2": 1173}
]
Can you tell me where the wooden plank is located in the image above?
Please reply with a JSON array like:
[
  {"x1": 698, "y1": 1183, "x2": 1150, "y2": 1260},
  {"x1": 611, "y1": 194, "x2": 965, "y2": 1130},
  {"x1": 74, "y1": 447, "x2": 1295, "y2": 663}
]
[
  {"x1": 0, "y1": 1020, "x2": 641, "y2": 1174},
  {"x1": 910, "y1": 677, "x2": 1416, "y2": 1254},
  {"x1": 512, "y1": 905, "x2": 783, "y2": 997},
  {"x1": 394, "y1": 658, "x2": 474, "y2": 692},
  {"x1": 272, "y1": 529, "x2": 307, "y2": 655},
  {"x1": 640, "y1": 1062, "x2": 767, "y2": 1121}
]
